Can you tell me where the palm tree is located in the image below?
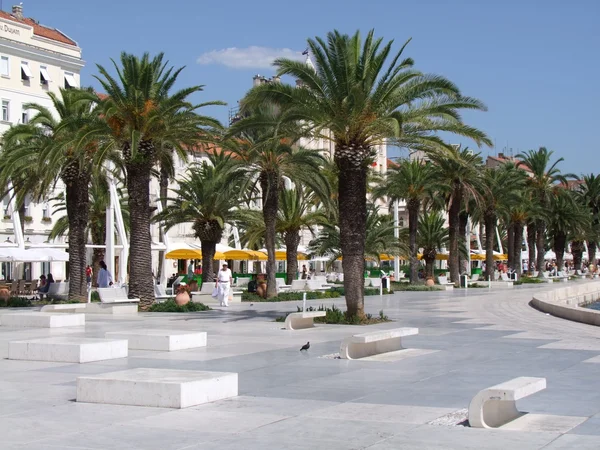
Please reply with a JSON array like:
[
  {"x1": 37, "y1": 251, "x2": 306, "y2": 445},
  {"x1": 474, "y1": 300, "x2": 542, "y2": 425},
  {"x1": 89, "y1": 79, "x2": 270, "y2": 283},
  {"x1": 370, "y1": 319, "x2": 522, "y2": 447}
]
[
  {"x1": 309, "y1": 204, "x2": 403, "y2": 265},
  {"x1": 475, "y1": 164, "x2": 524, "y2": 280},
  {"x1": 409, "y1": 211, "x2": 449, "y2": 279},
  {"x1": 91, "y1": 52, "x2": 223, "y2": 308},
  {"x1": 0, "y1": 88, "x2": 98, "y2": 301},
  {"x1": 547, "y1": 189, "x2": 589, "y2": 271},
  {"x1": 242, "y1": 30, "x2": 491, "y2": 317},
  {"x1": 578, "y1": 174, "x2": 600, "y2": 265},
  {"x1": 428, "y1": 146, "x2": 484, "y2": 284},
  {"x1": 153, "y1": 152, "x2": 244, "y2": 283},
  {"x1": 277, "y1": 187, "x2": 323, "y2": 284},
  {"x1": 517, "y1": 148, "x2": 572, "y2": 276},
  {"x1": 48, "y1": 175, "x2": 129, "y2": 286},
  {"x1": 227, "y1": 107, "x2": 329, "y2": 298},
  {"x1": 375, "y1": 159, "x2": 435, "y2": 283}
]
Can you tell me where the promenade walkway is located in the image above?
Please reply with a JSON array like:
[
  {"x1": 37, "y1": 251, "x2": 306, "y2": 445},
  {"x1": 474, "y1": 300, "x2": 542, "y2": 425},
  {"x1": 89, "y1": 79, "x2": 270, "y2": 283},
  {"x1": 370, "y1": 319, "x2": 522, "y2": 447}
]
[{"x1": 1, "y1": 283, "x2": 599, "y2": 449}]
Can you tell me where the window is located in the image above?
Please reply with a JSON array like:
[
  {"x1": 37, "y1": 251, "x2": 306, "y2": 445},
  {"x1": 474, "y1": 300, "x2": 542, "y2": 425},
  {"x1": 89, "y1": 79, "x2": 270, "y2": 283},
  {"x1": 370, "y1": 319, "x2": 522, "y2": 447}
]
[
  {"x1": 42, "y1": 202, "x2": 50, "y2": 219},
  {"x1": 2, "y1": 197, "x2": 11, "y2": 217},
  {"x1": 1, "y1": 100, "x2": 9, "y2": 122},
  {"x1": 64, "y1": 72, "x2": 77, "y2": 88},
  {"x1": 0, "y1": 56, "x2": 8, "y2": 77},
  {"x1": 40, "y1": 66, "x2": 50, "y2": 84},
  {"x1": 21, "y1": 110, "x2": 28, "y2": 124},
  {"x1": 21, "y1": 61, "x2": 32, "y2": 80},
  {"x1": 399, "y1": 217, "x2": 405, "y2": 227}
]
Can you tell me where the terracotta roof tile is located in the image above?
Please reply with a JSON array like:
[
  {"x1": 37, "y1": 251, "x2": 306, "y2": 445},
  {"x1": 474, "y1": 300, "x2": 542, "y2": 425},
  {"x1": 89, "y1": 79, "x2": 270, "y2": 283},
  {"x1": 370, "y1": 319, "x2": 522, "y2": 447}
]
[{"x1": 0, "y1": 11, "x2": 77, "y2": 46}]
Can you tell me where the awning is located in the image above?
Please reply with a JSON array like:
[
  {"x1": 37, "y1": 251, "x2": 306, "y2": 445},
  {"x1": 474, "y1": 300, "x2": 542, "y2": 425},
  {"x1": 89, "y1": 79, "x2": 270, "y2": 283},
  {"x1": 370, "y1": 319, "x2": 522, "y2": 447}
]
[
  {"x1": 165, "y1": 249, "x2": 226, "y2": 260},
  {"x1": 261, "y1": 249, "x2": 308, "y2": 261},
  {"x1": 0, "y1": 247, "x2": 68, "y2": 262},
  {"x1": 40, "y1": 67, "x2": 51, "y2": 83},
  {"x1": 223, "y1": 249, "x2": 267, "y2": 261},
  {"x1": 21, "y1": 62, "x2": 32, "y2": 79},
  {"x1": 64, "y1": 73, "x2": 77, "y2": 88}
]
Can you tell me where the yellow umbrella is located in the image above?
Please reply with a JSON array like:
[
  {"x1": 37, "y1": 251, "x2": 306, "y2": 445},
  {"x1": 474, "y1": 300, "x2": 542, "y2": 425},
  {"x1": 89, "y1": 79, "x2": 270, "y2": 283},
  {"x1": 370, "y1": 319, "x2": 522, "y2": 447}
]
[
  {"x1": 165, "y1": 249, "x2": 226, "y2": 260},
  {"x1": 273, "y1": 250, "x2": 308, "y2": 261},
  {"x1": 223, "y1": 249, "x2": 268, "y2": 261},
  {"x1": 417, "y1": 253, "x2": 449, "y2": 261}
]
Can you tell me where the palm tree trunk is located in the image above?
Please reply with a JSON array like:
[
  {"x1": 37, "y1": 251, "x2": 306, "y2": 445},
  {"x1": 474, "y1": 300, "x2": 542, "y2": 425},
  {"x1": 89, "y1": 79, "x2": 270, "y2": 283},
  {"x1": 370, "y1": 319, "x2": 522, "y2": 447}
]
[
  {"x1": 459, "y1": 211, "x2": 469, "y2": 276},
  {"x1": 65, "y1": 175, "x2": 90, "y2": 302},
  {"x1": 260, "y1": 172, "x2": 279, "y2": 299},
  {"x1": 424, "y1": 255, "x2": 435, "y2": 278},
  {"x1": 448, "y1": 184, "x2": 462, "y2": 285},
  {"x1": 513, "y1": 222, "x2": 524, "y2": 278},
  {"x1": 336, "y1": 148, "x2": 368, "y2": 318},
  {"x1": 156, "y1": 164, "x2": 169, "y2": 284},
  {"x1": 535, "y1": 220, "x2": 546, "y2": 277},
  {"x1": 200, "y1": 240, "x2": 216, "y2": 283},
  {"x1": 126, "y1": 160, "x2": 154, "y2": 309},
  {"x1": 407, "y1": 200, "x2": 419, "y2": 284},
  {"x1": 284, "y1": 231, "x2": 300, "y2": 285},
  {"x1": 554, "y1": 232, "x2": 567, "y2": 272},
  {"x1": 572, "y1": 240, "x2": 584, "y2": 271},
  {"x1": 484, "y1": 213, "x2": 496, "y2": 281},
  {"x1": 527, "y1": 220, "x2": 536, "y2": 275},
  {"x1": 588, "y1": 241, "x2": 597, "y2": 266},
  {"x1": 507, "y1": 222, "x2": 515, "y2": 271}
]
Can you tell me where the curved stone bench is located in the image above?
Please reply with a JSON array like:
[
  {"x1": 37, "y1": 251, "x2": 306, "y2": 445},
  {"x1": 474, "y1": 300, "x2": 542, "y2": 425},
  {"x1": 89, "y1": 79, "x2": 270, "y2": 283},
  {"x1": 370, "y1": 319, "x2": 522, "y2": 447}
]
[
  {"x1": 468, "y1": 377, "x2": 546, "y2": 428},
  {"x1": 340, "y1": 327, "x2": 418, "y2": 360},
  {"x1": 285, "y1": 311, "x2": 326, "y2": 330}
]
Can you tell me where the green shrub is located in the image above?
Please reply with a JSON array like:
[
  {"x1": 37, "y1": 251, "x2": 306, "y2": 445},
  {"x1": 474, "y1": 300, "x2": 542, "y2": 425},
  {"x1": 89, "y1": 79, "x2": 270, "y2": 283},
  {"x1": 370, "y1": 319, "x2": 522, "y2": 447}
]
[
  {"x1": 91, "y1": 291, "x2": 100, "y2": 302},
  {"x1": 148, "y1": 299, "x2": 210, "y2": 312},
  {"x1": 0, "y1": 297, "x2": 32, "y2": 307},
  {"x1": 242, "y1": 290, "x2": 342, "y2": 302},
  {"x1": 390, "y1": 282, "x2": 441, "y2": 291},
  {"x1": 275, "y1": 304, "x2": 391, "y2": 325},
  {"x1": 520, "y1": 277, "x2": 544, "y2": 284}
]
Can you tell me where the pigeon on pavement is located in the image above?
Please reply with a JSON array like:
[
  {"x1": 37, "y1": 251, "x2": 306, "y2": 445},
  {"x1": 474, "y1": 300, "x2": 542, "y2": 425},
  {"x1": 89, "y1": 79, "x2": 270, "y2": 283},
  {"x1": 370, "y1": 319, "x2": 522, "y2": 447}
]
[{"x1": 300, "y1": 342, "x2": 310, "y2": 351}]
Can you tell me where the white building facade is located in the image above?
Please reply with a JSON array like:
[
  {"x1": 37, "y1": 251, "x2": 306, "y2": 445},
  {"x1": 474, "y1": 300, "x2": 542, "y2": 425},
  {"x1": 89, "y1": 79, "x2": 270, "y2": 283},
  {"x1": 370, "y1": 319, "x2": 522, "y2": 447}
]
[{"x1": 0, "y1": 5, "x2": 83, "y2": 281}]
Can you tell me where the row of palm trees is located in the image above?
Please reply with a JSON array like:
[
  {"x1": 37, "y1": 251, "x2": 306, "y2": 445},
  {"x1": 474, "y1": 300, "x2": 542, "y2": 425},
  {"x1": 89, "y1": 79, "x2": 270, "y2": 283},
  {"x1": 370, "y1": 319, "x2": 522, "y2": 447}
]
[{"x1": 0, "y1": 30, "x2": 494, "y2": 317}]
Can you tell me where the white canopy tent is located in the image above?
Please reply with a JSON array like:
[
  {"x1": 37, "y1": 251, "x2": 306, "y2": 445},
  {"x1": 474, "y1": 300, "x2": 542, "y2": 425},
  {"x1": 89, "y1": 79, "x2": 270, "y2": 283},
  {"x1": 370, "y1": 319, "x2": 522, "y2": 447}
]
[{"x1": 0, "y1": 247, "x2": 69, "y2": 262}]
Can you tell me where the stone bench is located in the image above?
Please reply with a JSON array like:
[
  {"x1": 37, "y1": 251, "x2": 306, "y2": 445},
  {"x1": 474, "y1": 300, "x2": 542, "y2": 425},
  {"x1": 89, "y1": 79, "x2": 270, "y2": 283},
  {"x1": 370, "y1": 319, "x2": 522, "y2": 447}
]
[
  {"x1": 340, "y1": 327, "x2": 419, "y2": 360},
  {"x1": 8, "y1": 336, "x2": 128, "y2": 363},
  {"x1": 97, "y1": 287, "x2": 140, "y2": 304},
  {"x1": 284, "y1": 311, "x2": 326, "y2": 330},
  {"x1": 468, "y1": 376, "x2": 547, "y2": 428},
  {"x1": 191, "y1": 282, "x2": 242, "y2": 305},
  {"x1": 105, "y1": 329, "x2": 207, "y2": 351},
  {"x1": 1, "y1": 312, "x2": 84, "y2": 328},
  {"x1": 77, "y1": 368, "x2": 238, "y2": 408},
  {"x1": 40, "y1": 302, "x2": 138, "y2": 315}
]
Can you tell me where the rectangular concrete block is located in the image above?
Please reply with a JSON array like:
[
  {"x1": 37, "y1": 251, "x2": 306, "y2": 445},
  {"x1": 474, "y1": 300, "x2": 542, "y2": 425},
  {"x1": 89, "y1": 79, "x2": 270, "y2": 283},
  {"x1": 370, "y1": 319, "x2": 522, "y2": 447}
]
[
  {"x1": 8, "y1": 337, "x2": 128, "y2": 363},
  {"x1": 77, "y1": 368, "x2": 238, "y2": 408},
  {"x1": 0, "y1": 312, "x2": 85, "y2": 328},
  {"x1": 104, "y1": 329, "x2": 207, "y2": 351}
]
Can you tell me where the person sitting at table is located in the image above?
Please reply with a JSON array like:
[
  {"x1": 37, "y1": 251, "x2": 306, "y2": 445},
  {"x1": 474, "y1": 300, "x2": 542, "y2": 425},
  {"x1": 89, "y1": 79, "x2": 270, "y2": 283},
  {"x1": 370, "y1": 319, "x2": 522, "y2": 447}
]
[{"x1": 37, "y1": 274, "x2": 53, "y2": 300}]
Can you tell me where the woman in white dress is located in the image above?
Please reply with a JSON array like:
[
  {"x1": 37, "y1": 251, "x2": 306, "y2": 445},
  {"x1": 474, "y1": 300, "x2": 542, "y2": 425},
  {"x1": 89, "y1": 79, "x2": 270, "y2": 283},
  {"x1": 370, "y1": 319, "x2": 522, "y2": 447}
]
[{"x1": 216, "y1": 263, "x2": 232, "y2": 307}]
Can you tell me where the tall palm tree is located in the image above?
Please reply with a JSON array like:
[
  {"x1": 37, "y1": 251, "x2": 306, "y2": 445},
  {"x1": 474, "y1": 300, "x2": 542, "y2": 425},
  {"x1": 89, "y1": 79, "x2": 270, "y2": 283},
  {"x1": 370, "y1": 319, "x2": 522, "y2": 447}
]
[
  {"x1": 49, "y1": 175, "x2": 130, "y2": 286},
  {"x1": 91, "y1": 52, "x2": 223, "y2": 308},
  {"x1": 517, "y1": 147, "x2": 572, "y2": 276},
  {"x1": 242, "y1": 30, "x2": 491, "y2": 317},
  {"x1": 547, "y1": 189, "x2": 589, "y2": 271},
  {"x1": 375, "y1": 159, "x2": 435, "y2": 283},
  {"x1": 277, "y1": 187, "x2": 323, "y2": 284},
  {"x1": 227, "y1": 107, "x2": 329, "y2": 298},
  {"x1": 0, "y1": 88, "x2": 98, "y2": 301},
  {"x1": 578, "y1": 174, "x2": 600, "y2": 265},
  {"x1": 408, "y1": 211, "x2": 449, "y2": 279},
  {"x1": 428, "y1": 146, "x2": 484, "y2": 284},
  {"x1": 153, "y1": 153, "x2": 244, "y2": 283},
  {"x1": 475, "y1": 164, "x2": 524, "y2": 280}
]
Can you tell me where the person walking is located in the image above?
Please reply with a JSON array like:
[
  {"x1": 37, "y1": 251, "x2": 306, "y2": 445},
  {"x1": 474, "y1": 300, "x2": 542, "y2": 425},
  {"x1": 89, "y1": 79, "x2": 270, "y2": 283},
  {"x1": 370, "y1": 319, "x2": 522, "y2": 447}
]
[
  {"x1": 97, "y1": 261, "x2": 113, "y2": 288},
  {"x1": 85, "y1": 265, "x2": 93, "y2": 288},
  {"x1": 216, "y1": 263, "x2": 232, "y2": 307}
]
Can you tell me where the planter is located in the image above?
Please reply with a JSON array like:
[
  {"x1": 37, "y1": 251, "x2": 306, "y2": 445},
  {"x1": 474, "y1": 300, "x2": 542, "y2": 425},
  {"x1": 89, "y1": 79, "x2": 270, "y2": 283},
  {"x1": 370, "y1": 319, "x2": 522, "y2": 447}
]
[
  {"x1": 0, "y1": 288, "x2": 9, "y2": 301},
  {"x1": 175, "y1": 292, "x2": 190, "y2": 306},
  {"x1": 425, "y1": 277, "x2": 435, "y2": 287}
]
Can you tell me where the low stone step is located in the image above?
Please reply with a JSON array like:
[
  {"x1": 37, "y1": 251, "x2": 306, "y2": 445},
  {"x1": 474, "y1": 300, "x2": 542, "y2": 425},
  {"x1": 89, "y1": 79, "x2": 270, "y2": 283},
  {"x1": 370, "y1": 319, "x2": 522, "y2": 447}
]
[
  {"x1": 0, "y1": 312, "x2": 84, "y2": 328},
  {"x1": 9, "y1": 337, "x2": 128, "y2": 363},
  {"x1": 105, "y1": 329, "x2": 207, "y2": 351},
  {"x1": 77, "y1": 368, "x2": 238, "y2": 408}
]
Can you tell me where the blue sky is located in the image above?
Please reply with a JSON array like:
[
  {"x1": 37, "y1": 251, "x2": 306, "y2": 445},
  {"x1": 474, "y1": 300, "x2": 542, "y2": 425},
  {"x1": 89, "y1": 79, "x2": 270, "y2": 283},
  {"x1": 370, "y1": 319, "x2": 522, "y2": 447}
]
[{"x1": 10, "y1": 0, "x2": 599, "y2": 173}]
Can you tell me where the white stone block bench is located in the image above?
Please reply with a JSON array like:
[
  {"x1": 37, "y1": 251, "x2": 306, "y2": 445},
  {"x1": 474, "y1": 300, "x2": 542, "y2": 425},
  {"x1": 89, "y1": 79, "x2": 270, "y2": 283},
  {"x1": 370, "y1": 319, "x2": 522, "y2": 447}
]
[
  {"x1": 284, "y1": 311, "x2": 326, "y2": 330},
  {"x1": 8, "y1": 337, "x2": 128, "y2": 363},
  {"x1": 97, "y1": 287, "x2": 140, "y2": 304},
  {"x1": 340, "y1": 327, "x2": 419, "y2": 360},
  {"x1": 468, "y1": 376, "x2": 546, "y2": 428},
  {"x1": 105, "y1": 329, "x2": 207, "y2": 351},
  {"x1": 77, "y1": 368, "x2": 238, "y2": 408},
  {"x1": 40, "y1": 302, "x2": 138, "y2": 315},
  {"x1": 1, "y1": 312, "x2": 84, "y2": 328}
]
